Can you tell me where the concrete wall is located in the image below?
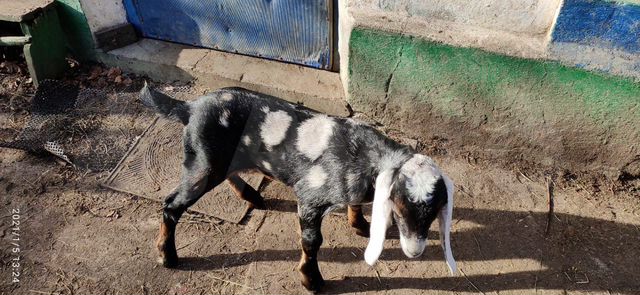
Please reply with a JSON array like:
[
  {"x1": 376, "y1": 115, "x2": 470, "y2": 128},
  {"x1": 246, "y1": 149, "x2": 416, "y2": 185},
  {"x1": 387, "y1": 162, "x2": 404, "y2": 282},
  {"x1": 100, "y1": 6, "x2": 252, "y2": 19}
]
[
  {"x1": 78, "y1": 0, "x2": 128, "y2": 34},
  {"x1": 353, "y1": 0, "x2": 560, "y2": 35},
  {"x1": 58, "y1": 0, "x2": 640, "y2": 81},
  {"x1": 348, "y1": 29, "x2": 640, "y2": 177},
  {"x1": 340, "y1": 0, "x2": 640, "y2": 85},
  {"x1": 338, "y1": 0, "x2": 564, "y2": 99},
  {"x1": 52, "y1": 0, "x2": 127, "y2": 59},
  {"x1": 343, "y1": 0, "x2": 640, "y2": 177}
]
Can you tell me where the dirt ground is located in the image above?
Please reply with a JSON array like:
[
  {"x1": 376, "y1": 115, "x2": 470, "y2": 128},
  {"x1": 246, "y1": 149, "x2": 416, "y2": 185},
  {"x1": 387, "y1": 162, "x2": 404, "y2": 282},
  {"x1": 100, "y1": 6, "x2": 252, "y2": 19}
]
[{"x1": 1, "y1": 58, "x2": 640, "y2": 295}]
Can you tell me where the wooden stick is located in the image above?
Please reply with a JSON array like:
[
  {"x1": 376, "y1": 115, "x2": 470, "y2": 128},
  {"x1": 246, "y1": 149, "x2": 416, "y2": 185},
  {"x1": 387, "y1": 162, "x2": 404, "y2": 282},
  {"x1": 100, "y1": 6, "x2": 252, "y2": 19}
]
[
  {"x1": 459, "y1": 187, "x2": 474, "y2": 198},
  {"x1": 28, "y1": 291, "x2": 62, "y2": 295},
  {"x1": 374, "y1": 269, "x2": 382, "y2": 284},
  {"x1": 545, "y1": 177, "x2": 554, "y2": 235},
  {"x1": 518, "y1": 171, "x2": 533, "y2": 182},
  {"x1": 176, "y1": 236, "x2": 202, "y2": 250},
  {"x1": 460, "y1": 269, "x2": 486, "y2": 295}
]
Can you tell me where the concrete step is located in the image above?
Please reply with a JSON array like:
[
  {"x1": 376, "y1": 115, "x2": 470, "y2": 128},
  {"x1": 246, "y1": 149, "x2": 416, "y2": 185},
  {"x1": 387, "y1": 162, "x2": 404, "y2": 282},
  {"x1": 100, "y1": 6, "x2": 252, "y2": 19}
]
[{"x1": 98, "y1": 38, "x2": 350, "y2": 117}]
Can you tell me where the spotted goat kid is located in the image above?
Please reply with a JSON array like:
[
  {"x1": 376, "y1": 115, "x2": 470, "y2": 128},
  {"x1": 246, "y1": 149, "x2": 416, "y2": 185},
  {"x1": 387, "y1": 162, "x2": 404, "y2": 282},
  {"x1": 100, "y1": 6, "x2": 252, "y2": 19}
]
[{"x1": 140, "y1": 84, "x2": 457, "y2": 292}]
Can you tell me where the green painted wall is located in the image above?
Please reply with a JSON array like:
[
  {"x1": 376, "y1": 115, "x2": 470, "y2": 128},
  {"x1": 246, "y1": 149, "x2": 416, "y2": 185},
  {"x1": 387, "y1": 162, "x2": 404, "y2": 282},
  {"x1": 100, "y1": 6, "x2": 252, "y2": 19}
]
[
  {"x1": 348, "y1": 28, "x2": 640, "y2": 176},
  {"x1": 55, "y1": 0, "x2": 96, "y2": 61}
]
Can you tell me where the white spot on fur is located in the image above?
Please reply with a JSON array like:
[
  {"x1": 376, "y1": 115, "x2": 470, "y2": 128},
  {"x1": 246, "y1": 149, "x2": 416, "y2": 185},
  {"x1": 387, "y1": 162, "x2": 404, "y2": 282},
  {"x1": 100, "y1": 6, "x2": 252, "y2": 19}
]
[
  {"x1": 296, "y1": 115, "x2": 335, "y2": 161},
  {"x1": 400, "y1": 154, "x2": 441, "y2": 202},
  {"x1": 306, "y1": 166, "x2": 327, "y2": 188},
  {"x1": 242, "y1": 136, "x2": 251, "y2": 146},
  {"x1": 260, "y1": 111, "x2": 292, "y2": 149},
  {"x1": 220, "y1": 92, "x2": 233, "y2": 101},
  {"x1": 262, "y1": 161, "x2": 272, "y2": 171},
  {"x1": 219, "y1": 109, "x2": 230, "y2": 127},
  {"x1": 261, "y1": 106, "x2": 270, "y2": 113}
]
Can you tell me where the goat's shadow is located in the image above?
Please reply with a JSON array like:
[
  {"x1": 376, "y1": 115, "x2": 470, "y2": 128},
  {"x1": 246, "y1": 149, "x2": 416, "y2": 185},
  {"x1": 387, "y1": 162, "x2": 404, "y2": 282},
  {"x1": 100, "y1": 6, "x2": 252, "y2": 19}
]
[{"x1": 177, "y1": 200, "x2": 640, "y2": 293}]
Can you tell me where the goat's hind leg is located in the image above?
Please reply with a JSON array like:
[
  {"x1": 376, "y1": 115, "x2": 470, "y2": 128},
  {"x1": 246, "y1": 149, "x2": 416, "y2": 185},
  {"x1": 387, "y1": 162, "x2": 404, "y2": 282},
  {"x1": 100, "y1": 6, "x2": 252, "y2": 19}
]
[
  {"x1": 156, "y1": 163, "x2": 223, "y2": 268},
  {"x1": 227, "y1": 174, "x2": 265, "y2": 209}
]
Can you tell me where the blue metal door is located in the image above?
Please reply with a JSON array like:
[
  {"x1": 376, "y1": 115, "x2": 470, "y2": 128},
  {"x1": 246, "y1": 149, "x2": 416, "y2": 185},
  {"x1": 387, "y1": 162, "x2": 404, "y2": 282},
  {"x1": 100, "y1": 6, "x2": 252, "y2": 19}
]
[{"x1": 123, "y1": 0, "x2": 333, "y2": 69}]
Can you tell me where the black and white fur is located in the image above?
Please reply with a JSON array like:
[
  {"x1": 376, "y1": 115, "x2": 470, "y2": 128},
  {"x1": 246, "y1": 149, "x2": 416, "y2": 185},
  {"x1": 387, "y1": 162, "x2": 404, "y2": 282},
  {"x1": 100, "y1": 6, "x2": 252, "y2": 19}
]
[{"x1": 141, "y1": 84, "x2": 457, "y2": 292}]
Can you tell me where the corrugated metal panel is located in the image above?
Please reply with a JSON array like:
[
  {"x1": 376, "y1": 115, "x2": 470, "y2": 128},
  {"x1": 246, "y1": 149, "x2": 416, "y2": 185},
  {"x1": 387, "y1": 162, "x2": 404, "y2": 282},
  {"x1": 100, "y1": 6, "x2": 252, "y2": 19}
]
[{"x1": 123, "y1": 0, "x2": 332, "y2": 69}]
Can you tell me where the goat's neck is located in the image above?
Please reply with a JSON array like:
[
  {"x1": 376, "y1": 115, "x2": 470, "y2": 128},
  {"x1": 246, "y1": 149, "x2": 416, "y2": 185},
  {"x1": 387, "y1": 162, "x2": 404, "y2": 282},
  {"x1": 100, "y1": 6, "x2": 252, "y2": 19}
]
[{"x1": 355, "y1": 127, "x2": 413, "y2": 181}]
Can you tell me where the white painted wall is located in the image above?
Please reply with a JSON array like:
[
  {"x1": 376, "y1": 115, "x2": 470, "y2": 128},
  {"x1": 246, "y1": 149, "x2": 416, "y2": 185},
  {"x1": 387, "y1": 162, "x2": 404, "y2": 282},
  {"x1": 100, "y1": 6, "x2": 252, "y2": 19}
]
[
  {"x1": 353, "y1": 0, "x2": 561, "y2": 35},
  {"x1": 79, "y1": 0, "x2": 128, "y2": 34},
  {"x1": 338, "y1": 0, "x2": 355, "y2": 97}
]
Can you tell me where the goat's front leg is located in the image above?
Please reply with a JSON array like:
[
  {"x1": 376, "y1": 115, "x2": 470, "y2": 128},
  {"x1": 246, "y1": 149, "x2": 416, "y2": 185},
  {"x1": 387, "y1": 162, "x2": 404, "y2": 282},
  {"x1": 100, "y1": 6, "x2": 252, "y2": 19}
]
[
  {"x1": 157, "y1": 158, "x2": 223, "y2": 268},
  {"x1": 298, "y1": 206, "x2": 325, "y2": 292}
]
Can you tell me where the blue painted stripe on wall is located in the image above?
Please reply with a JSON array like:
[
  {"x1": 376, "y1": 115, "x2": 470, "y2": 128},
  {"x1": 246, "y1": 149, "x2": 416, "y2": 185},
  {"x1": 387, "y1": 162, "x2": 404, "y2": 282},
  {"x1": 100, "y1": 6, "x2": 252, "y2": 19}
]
[{"x1": 552, "y1": 0, "x2": 640, "y2": 54}]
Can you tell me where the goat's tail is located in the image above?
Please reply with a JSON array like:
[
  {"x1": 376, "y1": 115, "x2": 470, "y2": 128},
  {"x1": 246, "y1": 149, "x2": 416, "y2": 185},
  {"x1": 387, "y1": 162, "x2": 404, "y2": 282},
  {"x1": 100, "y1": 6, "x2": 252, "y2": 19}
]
[{"x1": 139, "y1": 82, "x2": 190, "y2": 125}]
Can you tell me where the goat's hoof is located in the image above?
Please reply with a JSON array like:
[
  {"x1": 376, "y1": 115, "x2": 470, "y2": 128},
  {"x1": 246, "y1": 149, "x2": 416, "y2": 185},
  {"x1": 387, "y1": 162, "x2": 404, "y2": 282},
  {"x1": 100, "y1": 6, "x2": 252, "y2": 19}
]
[
  {"x1": 351, "y1": 221, "x2": 370, "y2": 238},
  {"x1": 157, "y1": 249, "x2": 179, "y2": 268},
  {"x1": 157, "y1": 255, "x2": 179, "y2": 268},
  {"x1": 355, "y1": 227, "x2": 370, "y2": 238},
  {"x1": 302, "y1": 279, "x2": 325, "y2": 293},
  {"x1": 301, "y1": 275, "x2": 325, "y2": 293}
]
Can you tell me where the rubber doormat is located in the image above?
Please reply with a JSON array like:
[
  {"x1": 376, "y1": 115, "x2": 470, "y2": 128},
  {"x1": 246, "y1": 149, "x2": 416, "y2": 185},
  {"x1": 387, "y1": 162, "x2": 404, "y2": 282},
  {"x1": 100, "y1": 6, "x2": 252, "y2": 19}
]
[{"x1": 102, "y1": 116, "x2": 263, "y2": 223}]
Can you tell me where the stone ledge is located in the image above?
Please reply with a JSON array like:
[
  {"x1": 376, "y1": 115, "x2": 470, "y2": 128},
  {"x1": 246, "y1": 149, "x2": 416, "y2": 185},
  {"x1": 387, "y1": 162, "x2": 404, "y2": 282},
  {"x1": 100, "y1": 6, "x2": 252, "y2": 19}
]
[{"x1": 98, "y1": 38, "x2": 350, "y2": 117}]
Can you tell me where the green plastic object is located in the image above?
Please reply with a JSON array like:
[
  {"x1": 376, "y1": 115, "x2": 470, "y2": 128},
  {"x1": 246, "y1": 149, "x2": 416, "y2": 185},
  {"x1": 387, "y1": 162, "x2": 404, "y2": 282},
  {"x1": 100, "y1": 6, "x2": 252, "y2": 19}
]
[
  {"x1": 55, "y1": 0, "x2": 96, "y2": 61},
  {"x1": 0, "y1": 0, "x2": 68, "y2": 86}
]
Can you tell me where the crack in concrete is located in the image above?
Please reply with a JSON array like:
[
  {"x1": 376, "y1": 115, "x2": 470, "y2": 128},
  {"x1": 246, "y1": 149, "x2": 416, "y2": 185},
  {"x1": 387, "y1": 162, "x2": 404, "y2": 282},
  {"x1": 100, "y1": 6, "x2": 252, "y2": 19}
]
[
  {"x1": 345, "y1": 102, "x2": 355, "y2": 117},
  {"x1": 380, "y1": 43, "x2": 406, "y2": 115},
  {"x1": 192, "y1": 50, "x2": 210, "y2": 71}
]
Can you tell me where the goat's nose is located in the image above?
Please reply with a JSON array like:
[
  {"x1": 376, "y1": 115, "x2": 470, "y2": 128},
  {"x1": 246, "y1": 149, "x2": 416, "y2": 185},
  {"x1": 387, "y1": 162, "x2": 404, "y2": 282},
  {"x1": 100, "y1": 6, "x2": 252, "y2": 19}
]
[
  {"x1": 400, "y1": 235, "x2": 426, "y2": 258},
  {"x1": 405, "y1": 246, "x2": 425, "y2": 258},
  {"x1": 405, "y1": 250, "x2": 423, "y2": 258}
]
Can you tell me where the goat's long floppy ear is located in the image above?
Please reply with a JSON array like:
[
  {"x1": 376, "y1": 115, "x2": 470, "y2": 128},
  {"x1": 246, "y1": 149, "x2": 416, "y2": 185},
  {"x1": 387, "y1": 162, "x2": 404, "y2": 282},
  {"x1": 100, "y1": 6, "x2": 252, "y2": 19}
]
[
  {"x1": 439, "y1": 174, "x2": 458, "y2": 275},
  {"x1": 364, "y1": 169, "x2": 395, "y2": 266}
]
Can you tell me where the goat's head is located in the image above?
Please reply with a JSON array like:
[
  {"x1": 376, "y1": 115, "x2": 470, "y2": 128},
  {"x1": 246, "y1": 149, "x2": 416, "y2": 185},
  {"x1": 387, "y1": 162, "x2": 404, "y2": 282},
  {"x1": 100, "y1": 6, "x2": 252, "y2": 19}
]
[{"x1": 365, "y1": 154, "x2": 457, "y2": 275}]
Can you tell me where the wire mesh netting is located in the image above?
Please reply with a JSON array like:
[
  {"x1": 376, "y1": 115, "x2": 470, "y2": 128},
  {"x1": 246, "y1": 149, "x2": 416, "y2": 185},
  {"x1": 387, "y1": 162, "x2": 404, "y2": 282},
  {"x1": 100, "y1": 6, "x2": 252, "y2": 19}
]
[{"x1": 0, "y1": 80, "x2": 156, "y2": 172}]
